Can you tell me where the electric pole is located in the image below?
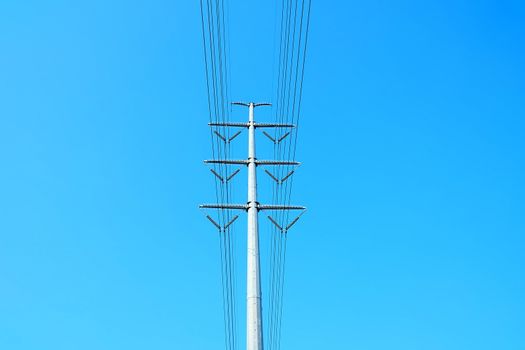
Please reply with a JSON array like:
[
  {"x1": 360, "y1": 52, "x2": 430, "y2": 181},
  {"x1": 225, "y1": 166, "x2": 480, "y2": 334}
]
[
  {"x1": 200, "y1": 102, "x2": 305, "y2": 350},
  {"x1": 246, "y1": 102, "x2": 263, "y2": 350}
]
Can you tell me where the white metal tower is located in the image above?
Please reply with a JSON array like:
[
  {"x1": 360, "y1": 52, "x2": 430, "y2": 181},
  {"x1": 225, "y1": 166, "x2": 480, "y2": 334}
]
[{"x1": 201, "y1": 102, "x2": 305, "y2": 350}]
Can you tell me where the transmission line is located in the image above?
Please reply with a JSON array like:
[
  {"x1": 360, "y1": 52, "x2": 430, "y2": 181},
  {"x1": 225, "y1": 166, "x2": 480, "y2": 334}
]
[
  {"x1": 199, "y1": 0, "x2": 237, "y2": 349},
  {"x1": 199, "y1": 1, "x2": 311, "y2": 349},
  {"x1": 266, "y1": 0, "x2": 312, "y2": 349}
]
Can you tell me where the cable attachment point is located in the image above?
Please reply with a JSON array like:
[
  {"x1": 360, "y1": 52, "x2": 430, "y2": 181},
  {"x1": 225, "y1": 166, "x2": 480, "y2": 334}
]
[
  {"x1": 264, "y1": 169, "x2": 295, "y2": 184},
  {"x1": 210, "y1": 168, "x2": 241, "y2": 183},
  {"x1": 214, "y1": 130, "x2": 243, "y2": 144},
  {"x1": 206, "y1": 215, "x2": 239, "y2": 233},
  {"x1": 267, "y1": 210, "x2": 306, "y2": 234},
  {"x1": 262, "y1": 131, "x2": 290, "y2": 144}
]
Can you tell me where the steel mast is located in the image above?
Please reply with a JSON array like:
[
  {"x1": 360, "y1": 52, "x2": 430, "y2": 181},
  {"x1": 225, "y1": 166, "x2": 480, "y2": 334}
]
[
  {"x1": 246, "y1": 102, "x2": 263, "y2": 350},
  {"x1": 200, "y1": 102, "x2": 305, "y2": 350}
]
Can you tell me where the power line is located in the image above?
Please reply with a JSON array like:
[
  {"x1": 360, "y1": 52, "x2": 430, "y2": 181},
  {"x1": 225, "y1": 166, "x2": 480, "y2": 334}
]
[
  {"x1": 267, "y1": 1, "x2": 312, "y2": 349},
  {"x1": 199, "y1": 1, "x2": 312, "y2": 349},
  {"x1": 199, "y1": 0, "x2": 237, "y2": 349}
]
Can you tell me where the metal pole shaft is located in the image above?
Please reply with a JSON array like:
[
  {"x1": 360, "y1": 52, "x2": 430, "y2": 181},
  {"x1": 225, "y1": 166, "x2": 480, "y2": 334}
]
[{"x1": 247, "y1": 102, "x2": 263, "y2": 350}]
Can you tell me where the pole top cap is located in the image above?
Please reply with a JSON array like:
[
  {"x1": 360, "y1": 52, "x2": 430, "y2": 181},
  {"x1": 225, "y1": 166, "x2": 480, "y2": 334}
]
[{"x1": 231, "y1": 102, "x2": 272, "y2": 108}]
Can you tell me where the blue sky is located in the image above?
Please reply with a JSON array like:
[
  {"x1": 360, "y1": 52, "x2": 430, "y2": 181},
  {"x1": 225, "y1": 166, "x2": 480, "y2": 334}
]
[{"x1": 1, "y1": 1, "x2": 524, "y2": 349}]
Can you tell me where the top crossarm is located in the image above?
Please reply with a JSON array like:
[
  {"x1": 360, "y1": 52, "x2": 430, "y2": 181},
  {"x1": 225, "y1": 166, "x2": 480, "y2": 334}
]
[
  {"x1": 231, "y1": 101, "x2": 250, "y2": 107},
  {"x1": 199, "y1": 203, "x2": 249, "y2": 210},
  {"x1": 231, "y1": 102, "x2": 272, "y2": 108},
  {"x1": 208, "y1": 122, "x2": 294, "y2": 128},
  {"x1": 208, "y1": 122, "x2": 249, "y2": 127}
]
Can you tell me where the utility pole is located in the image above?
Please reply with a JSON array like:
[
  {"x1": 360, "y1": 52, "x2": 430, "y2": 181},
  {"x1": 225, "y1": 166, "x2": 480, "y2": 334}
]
[
  {"x1": 246, "y1": 102, "x2": 263, "y2": 350},
  {"x1": 201, "y1": 102, "x2": 305, "y2": 350}
]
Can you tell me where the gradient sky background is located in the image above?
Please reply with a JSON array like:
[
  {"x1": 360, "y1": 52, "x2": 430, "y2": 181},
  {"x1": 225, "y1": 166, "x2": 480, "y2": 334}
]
[{"x1": 1, "y1": 1, "x2": 524, "y2": 349}]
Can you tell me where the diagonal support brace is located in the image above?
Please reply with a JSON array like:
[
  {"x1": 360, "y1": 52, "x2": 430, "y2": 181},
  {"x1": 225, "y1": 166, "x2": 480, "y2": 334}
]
[
  {"x1": 264, "y1": 169, "x2": 295, "y2": 184},
  {"x1": 205, "y1": 214, "x2": 240, "y2": 233},
  {"x1": 267, "y1": 210, "x2": 306, "y2": 234}
]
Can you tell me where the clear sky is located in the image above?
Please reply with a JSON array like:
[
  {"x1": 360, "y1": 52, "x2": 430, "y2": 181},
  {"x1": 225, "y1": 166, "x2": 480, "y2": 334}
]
[{"x1": 1, "y1": 1, "x2": 524, "y2": 349}]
